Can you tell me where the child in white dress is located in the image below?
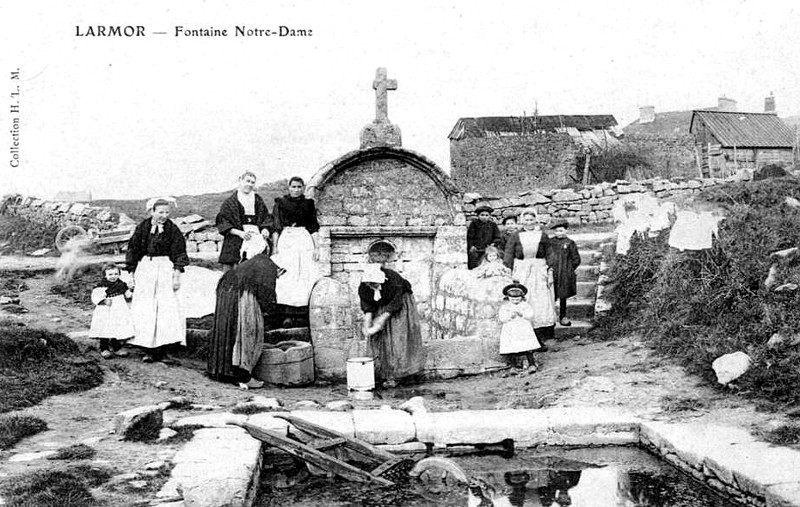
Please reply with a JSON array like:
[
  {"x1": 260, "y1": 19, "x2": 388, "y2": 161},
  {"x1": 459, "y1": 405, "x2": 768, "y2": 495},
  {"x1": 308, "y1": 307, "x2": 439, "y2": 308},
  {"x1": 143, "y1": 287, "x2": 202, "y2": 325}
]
[
  {"x1": 498, "y1": 281, "x2": 542, "y2": 374},
  {"x1": 89, "y1": 264, "x2": 134, "y2": 359}
]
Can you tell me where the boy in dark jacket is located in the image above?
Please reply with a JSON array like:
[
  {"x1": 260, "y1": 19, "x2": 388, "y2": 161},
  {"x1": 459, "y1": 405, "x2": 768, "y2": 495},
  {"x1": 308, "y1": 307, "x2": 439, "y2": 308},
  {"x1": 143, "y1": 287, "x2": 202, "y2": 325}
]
[
  {"x1": 549, "y1": 220, "x2": 581, "y2": 326},
  {"x1": 467, "y1": 205, "x2": 502, "y2": 269}
]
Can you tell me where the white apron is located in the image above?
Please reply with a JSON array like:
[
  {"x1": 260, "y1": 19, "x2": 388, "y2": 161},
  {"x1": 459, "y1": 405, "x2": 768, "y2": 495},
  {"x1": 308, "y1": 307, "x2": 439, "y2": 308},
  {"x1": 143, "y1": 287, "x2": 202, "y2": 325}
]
[
  {"x1": 88, "y1": 288, "x2": 134, "y2": 340},
  {"x1": 512, "y1": 231, "x2": 557, "y2": 328},
  {"x1": 129, "y1": 256, "x2": 186, "y2": 348},
  {"x1": 498, "y1": 302, "x2": 542, "y2": 354},
  {"x1": 272, "y1": 227, "x2": 320, "y2": 307}
]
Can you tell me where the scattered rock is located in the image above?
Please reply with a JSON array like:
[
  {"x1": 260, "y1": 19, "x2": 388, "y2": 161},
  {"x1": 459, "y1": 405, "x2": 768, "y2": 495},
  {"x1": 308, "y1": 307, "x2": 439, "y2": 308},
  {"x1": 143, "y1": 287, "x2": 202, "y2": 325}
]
[
  {"x1": 30, "y1": 248, "x2": 50, "y2": 256},
  {"x1": 399, "y1": 396, "x2": 427, "y2": 415},
  {"x1": 775, "y1": 283, "x2": 798, "y2": 292},
  {"x1": 114, "y1": 405, "x2": 164, "y2": 441},
  {"x1": 51, "y1": 317, "x2": 61, "y2": 323},
  {"x1": 158, "y1": 428, "x2": 178, "y2": 441},
  {"x1": 325, "y1": 400, "x2": 354, "y2": 412},
  {"x1": 712, "y1": 351, "x2": 751, "y2": 385},
  {"x1": 173, "y1": 412, "x2": 246, "y2": 428},
  {"x1": 128, "y1": 480, "x2": 148, "y2": 489},
  {"x1": 767, "y1": 333, "x2": 787, "y2": 349},
  {"x1": 8, "y1": 450, "x2": 58, "y2": 462},
  {"x1": 0, "y1": 296, "x2": 20, "y2": 305},
  {"x1": 785, "y1": 196, "x2": 800, "y2": 208},
  {"x1": 109, "y1": 472, "x2": 139, "y2": 483},
  {"x1": 293, "y1": 400, "x2": 321, "y2": 410},
  {"x1": 250, "y1": 396, "x2": 282, "y2": 410},
  {"x1": 81, "y1": 436, "x2": 104, "y2": 445},
  {"x1": 143, "y1": 460, "x2": 167, "y2": 471},
  {"x1": 190, "y1": 404, "x2": 220, "y2": 411},
  {"x1": 154, "y1": 381, "x2": 168, "y2": 388}
]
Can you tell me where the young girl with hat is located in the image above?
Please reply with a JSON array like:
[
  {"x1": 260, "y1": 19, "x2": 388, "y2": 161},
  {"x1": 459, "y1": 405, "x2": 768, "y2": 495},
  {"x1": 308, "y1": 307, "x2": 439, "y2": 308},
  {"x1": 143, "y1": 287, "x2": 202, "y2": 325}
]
[{"x1": 499, "y1": 281, "x2": 542, "y2": 374}]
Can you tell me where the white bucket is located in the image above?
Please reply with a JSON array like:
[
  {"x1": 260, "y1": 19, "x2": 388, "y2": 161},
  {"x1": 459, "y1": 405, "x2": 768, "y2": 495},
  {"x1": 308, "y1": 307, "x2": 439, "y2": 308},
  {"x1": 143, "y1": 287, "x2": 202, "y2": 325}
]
[{"x1": 346, "y1": 357, "x2": 375, "y2": 391}]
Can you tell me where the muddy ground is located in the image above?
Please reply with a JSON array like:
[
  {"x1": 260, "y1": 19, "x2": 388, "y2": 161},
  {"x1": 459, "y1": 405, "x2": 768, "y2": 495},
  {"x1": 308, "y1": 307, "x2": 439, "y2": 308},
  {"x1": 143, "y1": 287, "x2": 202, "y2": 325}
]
[{"x1": 0, "y1": 261, "x2": 792, "y2": 506}]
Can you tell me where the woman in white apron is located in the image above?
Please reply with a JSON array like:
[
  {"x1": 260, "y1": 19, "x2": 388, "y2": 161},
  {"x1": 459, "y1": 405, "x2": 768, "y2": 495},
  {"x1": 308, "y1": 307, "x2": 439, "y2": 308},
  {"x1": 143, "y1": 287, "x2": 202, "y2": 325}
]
[
  {"x1": 502, "y1": 210, "x2": 557, "y2": 346},
  {"x1": 271, "y1": 177, "x2": 321, "y2": 307},
  {"x1": 126, "y1": 198, "x2": 189, "y2": 364},
  {"x1": 215, "y1": 171, "x2": 274, "y2": 272}
]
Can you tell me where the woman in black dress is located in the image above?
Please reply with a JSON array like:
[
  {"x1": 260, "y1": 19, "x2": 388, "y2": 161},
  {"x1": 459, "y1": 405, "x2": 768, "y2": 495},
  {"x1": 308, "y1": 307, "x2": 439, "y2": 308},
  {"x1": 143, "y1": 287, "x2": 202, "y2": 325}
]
[
  {"x1": 271, "y1": 176, "x2": 321, "y2": 307},
  {"x1": 358, "y1": 263, "x2": 424, "y2": 388},
  {"x1": 207, "y1": 243, "x2": 280, "y2": 389},
  {"x1": 216, "y1": 171, "x2": 273, "y2": 272}
]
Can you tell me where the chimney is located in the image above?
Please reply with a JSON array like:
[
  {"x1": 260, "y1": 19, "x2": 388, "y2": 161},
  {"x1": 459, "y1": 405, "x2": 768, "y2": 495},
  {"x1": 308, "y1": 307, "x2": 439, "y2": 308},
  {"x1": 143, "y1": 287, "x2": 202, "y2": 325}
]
[
  {"x1": 639, "y1": 106, "x2": 655, "y2": 124},
  {"x1": 718, "y1": 96, "x2": 737, "y2": 112},
  {"x1": 765, "y1": 92, "x2": 776, "y2": 114}
]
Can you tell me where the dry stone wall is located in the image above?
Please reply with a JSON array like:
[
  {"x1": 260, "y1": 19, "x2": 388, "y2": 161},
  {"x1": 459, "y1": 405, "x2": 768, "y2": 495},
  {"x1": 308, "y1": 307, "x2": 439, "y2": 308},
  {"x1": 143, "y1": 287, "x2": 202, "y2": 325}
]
[
  {"x1": 463, "y1": 177, "x2": 726, "y2": 225},
  {"x1": 450, "y1": 134, "x2": 578, "y2": 197}
]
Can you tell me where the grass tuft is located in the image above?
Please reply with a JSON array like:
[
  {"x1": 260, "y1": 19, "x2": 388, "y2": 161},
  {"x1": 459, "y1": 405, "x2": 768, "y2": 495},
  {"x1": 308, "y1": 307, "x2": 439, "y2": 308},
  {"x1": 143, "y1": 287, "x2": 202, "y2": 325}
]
[
  {"x1": 0, "y1": 414, "x2": 47, "y2": 450},
  {"x1": 0, "y1": 468, "x2": 96, "y2": 507},
  {"x1": 0, "y1": 326, "x2": 103, "y2": 413},
  {"x1": 47, "y1": 443, "x2": 96, "y2": 461},
  {"x1": 762, "y1": 424, "x2": 800, "y2": 446}
]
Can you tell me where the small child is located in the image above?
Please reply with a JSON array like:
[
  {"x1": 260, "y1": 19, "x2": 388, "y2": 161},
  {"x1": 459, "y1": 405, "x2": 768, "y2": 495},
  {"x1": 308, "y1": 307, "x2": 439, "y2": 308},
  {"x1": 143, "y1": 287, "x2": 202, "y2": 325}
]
[
  {"x1": 548, "y1": 220, "x2": 581, "y2": 326},
  {"x1": 89, "y1": 263, "x2": 134, "y2": 359},
  {"x1": 474, "y1": 245, "x2": 511, "y2": 279},
  {"x1": 498, "y1": 281, "x2": 542, "y2": 374}
]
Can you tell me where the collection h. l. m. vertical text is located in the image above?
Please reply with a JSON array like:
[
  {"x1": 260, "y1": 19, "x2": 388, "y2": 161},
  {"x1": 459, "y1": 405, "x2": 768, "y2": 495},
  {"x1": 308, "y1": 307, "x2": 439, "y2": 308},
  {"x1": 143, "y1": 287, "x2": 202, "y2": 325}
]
[{"x1": 9, "y1": 69, "x2": 20, "y2": 169}]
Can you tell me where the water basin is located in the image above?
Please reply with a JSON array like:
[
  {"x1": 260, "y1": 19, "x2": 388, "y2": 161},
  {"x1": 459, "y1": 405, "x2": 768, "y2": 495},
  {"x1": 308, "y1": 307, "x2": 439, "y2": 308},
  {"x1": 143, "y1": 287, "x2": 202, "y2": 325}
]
[{"x1": 255, "y1": 446, "x2": 744, "y2": 506}]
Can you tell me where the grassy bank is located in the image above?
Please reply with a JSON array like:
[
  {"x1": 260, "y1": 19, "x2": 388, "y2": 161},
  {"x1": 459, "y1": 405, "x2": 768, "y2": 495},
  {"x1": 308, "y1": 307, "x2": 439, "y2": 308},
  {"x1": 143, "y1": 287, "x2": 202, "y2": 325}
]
[
  {"x1": 594, "y1": 177, "x2": 800, "y2": 406},
  {"x1": 0, "y1": 216, "x2": 61, "y2": 256},
  {"x1": 0, "y1": 323, "x2": 103, "y2": 413}
]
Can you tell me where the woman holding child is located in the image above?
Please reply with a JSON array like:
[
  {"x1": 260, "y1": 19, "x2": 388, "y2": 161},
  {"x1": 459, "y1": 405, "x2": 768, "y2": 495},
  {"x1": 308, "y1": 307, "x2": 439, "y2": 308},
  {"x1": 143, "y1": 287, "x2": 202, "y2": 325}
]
[{"x1": 503, "y1": 210, "x2": 558, "y2": 345}]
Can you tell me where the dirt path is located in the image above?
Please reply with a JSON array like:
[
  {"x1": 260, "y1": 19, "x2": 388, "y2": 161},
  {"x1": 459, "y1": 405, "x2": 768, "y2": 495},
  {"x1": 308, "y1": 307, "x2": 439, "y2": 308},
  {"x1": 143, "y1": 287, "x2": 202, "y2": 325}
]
[{"x1": 0, "y1": 266, "x2": 790, "y2": 505}]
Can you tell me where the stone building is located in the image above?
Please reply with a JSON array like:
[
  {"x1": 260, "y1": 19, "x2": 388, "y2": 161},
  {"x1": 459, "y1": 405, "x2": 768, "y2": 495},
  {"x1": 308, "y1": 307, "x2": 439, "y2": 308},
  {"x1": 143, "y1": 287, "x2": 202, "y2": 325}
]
[
  {"x1": 448, "y1": 115, "x2": 619, "y2": 197},
  {"x1": 306, "y1": 68, "x2": 466, "y2": 380},
  {"x1": 622, "y1": 95, "x2": 794, "y2": 178},
  {"x1": 690, "y1": 110, "x2": 796, "y2": 178}
]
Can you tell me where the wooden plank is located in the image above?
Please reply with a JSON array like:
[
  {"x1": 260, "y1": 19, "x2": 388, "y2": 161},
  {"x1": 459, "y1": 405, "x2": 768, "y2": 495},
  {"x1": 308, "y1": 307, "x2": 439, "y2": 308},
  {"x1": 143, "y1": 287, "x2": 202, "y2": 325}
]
[
  {"x1": 310, "y1": 437, "x2": 346, "y2": 452},
  {"x1": 275, "y1": 414, "x2": 396, "y2": 461},
  {"x1": 231, "y1": 421, "x2": 393, "y2": 486},
  {"x1": 370, "y1": 457, "x2": 406, "y2": 477}
]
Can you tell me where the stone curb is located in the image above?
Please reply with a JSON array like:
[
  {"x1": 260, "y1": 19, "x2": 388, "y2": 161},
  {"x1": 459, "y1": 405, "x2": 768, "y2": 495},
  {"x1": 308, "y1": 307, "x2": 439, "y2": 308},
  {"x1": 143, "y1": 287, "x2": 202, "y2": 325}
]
[{"x1": 157, "y1": 409, "x2": 800, "y2": 507}]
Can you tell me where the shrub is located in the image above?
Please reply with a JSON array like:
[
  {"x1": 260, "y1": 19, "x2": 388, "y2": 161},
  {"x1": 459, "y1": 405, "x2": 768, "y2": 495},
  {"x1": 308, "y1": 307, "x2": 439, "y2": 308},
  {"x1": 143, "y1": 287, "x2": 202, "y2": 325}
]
[
  {"x1": 596, "y1": 177, "x2": 800, "y2": 405},
  {"x1": 576, "y1": 145, "x2": 654, "y2": 183}
]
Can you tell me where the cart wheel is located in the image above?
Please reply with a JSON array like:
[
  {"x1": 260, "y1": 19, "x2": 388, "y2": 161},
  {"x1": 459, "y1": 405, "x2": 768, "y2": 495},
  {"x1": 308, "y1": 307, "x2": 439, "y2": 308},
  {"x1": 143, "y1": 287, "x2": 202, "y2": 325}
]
[
  {"x1": 411, "y1": 456, "x2": 468, "y2": 501},
  {"x1": 55, "y1": 225, "x2": 89, "y2": 252}
]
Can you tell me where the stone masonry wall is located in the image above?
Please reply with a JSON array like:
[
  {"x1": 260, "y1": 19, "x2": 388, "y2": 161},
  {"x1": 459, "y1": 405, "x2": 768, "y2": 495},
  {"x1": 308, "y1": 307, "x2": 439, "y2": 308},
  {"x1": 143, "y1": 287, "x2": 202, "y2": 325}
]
[
  {"x1": 315, "y1": 158, "x2": 459, "y2": 227},
  {"x1": 2, "y1": 194, "x2": 224, "y2": 253},
  {"x1": 462, "y1": 176, "x2": 726, "y2": 226},
  {"x1": 623, "y1": 134, "x2": 698, "y2": 178},
  {"x1": 450, "y1": 134, "x2": 578, "y2": 197}
]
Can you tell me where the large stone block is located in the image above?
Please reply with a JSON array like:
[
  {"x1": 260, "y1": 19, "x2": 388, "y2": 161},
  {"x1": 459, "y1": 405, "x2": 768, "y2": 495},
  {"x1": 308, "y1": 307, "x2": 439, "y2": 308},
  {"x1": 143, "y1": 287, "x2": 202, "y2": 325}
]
[
  {"x1": 114, "y1": 405, "x2": 163, "y2": 441},
  {"x1": 353, "y1": 408, "x2": 415, "y2": 444},
  {"x1": 171, "y1": 427, "x2": 261, "y2": 507},
  {"x1": 309, "y1": 277, "x2": 354, "y2": 380}
]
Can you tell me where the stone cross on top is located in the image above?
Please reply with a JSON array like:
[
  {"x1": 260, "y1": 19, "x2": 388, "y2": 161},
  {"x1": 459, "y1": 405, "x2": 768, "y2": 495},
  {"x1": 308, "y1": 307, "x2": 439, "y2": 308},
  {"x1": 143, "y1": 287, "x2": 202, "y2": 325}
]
[
  {"x1": 372, "y1": 67, "x2": 397, "y2": 123},
  {"x1": 360, "y1": 67, "x2": 402, "y2": 149}
]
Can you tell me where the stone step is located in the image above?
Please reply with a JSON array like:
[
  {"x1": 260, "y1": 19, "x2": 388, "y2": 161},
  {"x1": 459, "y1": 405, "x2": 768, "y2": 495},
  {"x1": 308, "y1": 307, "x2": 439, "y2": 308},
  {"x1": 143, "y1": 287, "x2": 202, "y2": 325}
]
[
  {"x1": 576, "y1": 281, "x2": 597, "y2": 298},
  {"x1": 553, "y1": 319, "x2": 593, "y2": 339},
  {"x1": 565, "y1": 297, "x2": 595, "y2": 319},
  {"x1": 576, "y1": 265, "x2": 600, "y2": 282},
  {"x1": 569, "y1": 231, "x2": 617, "y2": 250},
  {"x1": 579, "y1": 249, "x2": 602, "y2": 265}
]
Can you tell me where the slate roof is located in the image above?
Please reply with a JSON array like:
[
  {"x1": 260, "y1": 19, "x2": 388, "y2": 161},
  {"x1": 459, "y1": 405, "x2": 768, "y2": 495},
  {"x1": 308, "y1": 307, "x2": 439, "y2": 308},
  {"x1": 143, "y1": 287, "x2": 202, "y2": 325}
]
[
  {"x1": 622, "y1": 111, "x2": 694, "y2": 137},
  {"x1": 690, "y1": 111, "x2": 795, "y2": 148},
  {"x1": 448, "y1": 115, "x2": 618, "y2": 140}
]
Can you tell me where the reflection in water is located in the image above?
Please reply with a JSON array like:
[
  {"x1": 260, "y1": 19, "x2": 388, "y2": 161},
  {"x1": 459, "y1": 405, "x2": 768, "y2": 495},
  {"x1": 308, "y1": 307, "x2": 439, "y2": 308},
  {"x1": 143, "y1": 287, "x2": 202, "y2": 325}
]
[{"x1": 256, "y1": 448, "x2": 741, "y2": 507}]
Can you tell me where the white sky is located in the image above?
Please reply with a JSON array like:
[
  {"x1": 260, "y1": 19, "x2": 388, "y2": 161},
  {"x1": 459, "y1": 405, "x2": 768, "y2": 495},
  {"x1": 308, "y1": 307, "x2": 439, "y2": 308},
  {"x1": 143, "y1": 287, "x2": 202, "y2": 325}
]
[{"x1": 2, "y1": 0, "x2": 799, "y2": 199}]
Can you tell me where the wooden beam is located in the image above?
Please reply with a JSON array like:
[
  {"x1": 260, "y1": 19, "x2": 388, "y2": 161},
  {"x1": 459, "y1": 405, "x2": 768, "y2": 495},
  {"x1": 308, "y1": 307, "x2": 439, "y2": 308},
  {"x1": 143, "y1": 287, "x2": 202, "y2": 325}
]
[
  {"x1": 231, "y1": 421, "x2": 394, "y2": 486},
  {"x1": 275, "y1": 414, "x2": 396, "y2": 461}
]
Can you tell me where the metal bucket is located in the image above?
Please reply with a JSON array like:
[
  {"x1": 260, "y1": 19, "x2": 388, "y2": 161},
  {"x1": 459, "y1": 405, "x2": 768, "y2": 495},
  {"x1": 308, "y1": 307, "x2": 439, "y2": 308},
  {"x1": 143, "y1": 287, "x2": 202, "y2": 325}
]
[{"x1": 346, "y1": 357, "x2": 375, "y2": 391}]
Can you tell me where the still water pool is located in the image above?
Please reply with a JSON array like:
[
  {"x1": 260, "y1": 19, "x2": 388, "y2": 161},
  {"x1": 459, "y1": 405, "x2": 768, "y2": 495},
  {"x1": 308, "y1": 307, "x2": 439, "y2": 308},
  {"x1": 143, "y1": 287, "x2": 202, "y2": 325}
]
[{"x1": 255, "y1": 446, "x2": 744, "y2": 506}]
